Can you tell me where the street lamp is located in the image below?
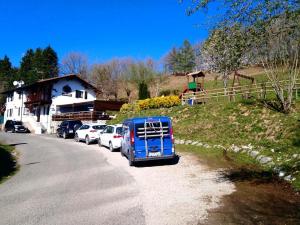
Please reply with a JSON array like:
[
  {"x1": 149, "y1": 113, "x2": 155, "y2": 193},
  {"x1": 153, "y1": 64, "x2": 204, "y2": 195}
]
[{"x1": 13, "y1": 80, "x2": 25, "y2": 122}]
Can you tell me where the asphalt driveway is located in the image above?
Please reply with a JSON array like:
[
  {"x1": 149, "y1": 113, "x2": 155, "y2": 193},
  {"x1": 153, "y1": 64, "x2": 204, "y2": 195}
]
[
  {"x1": 0, "y1": 132, "x2": 234, "y2": 225},
  {"x1": 0, "y1": 132, "x2": 144, "y2": 225}
]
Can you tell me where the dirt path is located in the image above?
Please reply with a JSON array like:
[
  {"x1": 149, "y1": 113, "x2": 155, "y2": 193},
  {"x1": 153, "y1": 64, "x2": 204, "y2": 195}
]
[{"x1": 98, "y1": 147, "x2": 235, "y2": 225}]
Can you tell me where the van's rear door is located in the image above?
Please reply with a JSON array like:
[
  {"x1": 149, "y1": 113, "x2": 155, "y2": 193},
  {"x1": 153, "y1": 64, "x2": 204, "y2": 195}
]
[{"x1": 134, "y1": 118, "x2": 173, "y2": 158}]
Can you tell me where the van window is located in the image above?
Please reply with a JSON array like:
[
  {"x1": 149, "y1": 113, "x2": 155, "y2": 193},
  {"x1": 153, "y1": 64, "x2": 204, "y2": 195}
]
[{"x1": 135, "y1": 122, "x2": 169, "y2": 138}]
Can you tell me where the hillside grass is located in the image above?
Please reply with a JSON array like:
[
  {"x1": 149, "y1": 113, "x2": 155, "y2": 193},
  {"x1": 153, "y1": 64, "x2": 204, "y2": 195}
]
[
  {"x1": 110, "y1": 98, "x2": 300, "y2": 190},
  {"x1": 0, "y1": 143, "x2": 18, "y2": 183}
]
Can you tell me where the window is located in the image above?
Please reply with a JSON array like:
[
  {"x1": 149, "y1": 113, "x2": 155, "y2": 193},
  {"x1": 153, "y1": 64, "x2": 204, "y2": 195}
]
[
  {"x1": 116, "y1": 127, "x2": 123, "y2": 135},
  {"x1": 18, "y1": 93, "x2": 22, "y2": 100},
  {"x1": 18, "y1": 107, "x2": 21, "y2": 116},
  {"x1": 7, "y1": 93, "x2": 13, "y2": 102},
  {"x1": 62, "y1": 85, "x2": 72, "y2": 96},
  {"x1": 84, "y1": 91, "x2": 88, "y2": 99},
  {"x1": 105, "y1": 126, "x2": 114, "y2": 134},
  {"x1": 7, "y1": 109, "x2": 13, "y2": 117},
  {"x1": 79, "y1": 125, "x2": 89, "y2": 130},
  {"x1": 92, "y1": 125, "x2": 106, "y2": 130},
  {"x1": 75, "y1": 90, "x2": 83, "y2": 98}
]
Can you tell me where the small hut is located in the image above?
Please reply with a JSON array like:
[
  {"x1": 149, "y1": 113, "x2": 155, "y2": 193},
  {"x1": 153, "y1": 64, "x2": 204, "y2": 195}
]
[{"x1": 186, "y1": 71, "x2": 205, "y2": 92}]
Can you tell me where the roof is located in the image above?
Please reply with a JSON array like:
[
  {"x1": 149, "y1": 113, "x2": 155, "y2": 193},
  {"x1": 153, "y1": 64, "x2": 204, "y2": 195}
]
[
  {"x1": 1, "y1": 74, "x2": 99, "y2": 94},
  {"x1": 186, "y1": 71, "x2": 205, "y2": 78}
]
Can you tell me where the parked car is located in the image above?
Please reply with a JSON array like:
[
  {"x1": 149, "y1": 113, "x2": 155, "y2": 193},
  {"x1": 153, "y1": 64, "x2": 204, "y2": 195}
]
[
  {"x1": 98, "y1": 124, "x2": 123, "y2": 151},
  {"x1": 56, "y1": 120, "x2": 82, "y2": 139},
  {"x1": 4, "y1": 120, "x2": 29, "y2": 133},
  {"x1": 96, "y1": 124, "x2": 107, "y2": 137},
  {"x1": 121, "y1": 116, "x2": 175, "y2": 166},
  {"x1": 75, "y1": 124, "x2": 107, "y2": 145}
]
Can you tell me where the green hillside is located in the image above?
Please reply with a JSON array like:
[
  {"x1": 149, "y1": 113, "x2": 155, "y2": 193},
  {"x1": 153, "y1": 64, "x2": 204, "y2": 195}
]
[{"x1": 110, "y1": 99, "x2": 300, "y2": 190}]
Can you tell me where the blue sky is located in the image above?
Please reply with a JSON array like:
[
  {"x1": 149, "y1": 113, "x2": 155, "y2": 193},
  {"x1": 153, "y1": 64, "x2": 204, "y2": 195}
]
[{"x1": 0, "y1": 0, "x2": 216, "y2": 67}]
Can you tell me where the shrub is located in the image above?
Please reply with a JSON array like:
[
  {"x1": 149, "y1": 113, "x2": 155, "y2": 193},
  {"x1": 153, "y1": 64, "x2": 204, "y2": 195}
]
[
  {"x1": 138, "y1": 82, "x2": 150, "y2": 100},
  {"x1": 159, "y1": 89, "x2": 171, "y2": 96},
  {"x1": 120, "y1": 96, "x2": 181, "y2": 113},
  {"x1": 120, "y1": 103, "x2": 140, "y2": 113},
  {"x1": 172, "y1": 89, "x2": 181, "y2": 95}
]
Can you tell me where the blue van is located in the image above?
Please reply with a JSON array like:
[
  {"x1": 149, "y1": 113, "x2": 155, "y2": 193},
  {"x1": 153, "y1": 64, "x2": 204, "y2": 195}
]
[{"x1": 121, "y1": 116, "x2": 175, "y2": 166}]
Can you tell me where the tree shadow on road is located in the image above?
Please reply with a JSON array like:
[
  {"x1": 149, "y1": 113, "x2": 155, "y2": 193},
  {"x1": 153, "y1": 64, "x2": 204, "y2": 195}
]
[{"x1": 8, "y1": 143, "x2": 27, "y2": 147}]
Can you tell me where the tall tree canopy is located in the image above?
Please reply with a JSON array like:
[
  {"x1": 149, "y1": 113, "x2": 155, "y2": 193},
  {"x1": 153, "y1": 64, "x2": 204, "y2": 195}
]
[
  {"x1": 164, "y1": 40, "x2": 196, "y2": 74},
  {"x1": 19, "y1": 46, "x2": 58, "y2": 85},
  {"x1": 0, "y1": 55, "x2": 18, "y2": 105}
]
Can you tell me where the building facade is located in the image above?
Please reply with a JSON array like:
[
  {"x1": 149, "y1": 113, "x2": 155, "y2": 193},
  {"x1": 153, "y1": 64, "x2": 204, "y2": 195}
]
[{"x1": 3, "y1": 74, "x2": 98, "y2": 134}]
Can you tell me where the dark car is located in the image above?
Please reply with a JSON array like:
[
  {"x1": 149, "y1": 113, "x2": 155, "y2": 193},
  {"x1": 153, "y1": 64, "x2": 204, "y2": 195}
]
[
  {"x1": 56, "y1": 120, "x2": 82, "y2": 139},
  {"x1": 4, "y1": 120, "x2": 29, "y2": 133}
]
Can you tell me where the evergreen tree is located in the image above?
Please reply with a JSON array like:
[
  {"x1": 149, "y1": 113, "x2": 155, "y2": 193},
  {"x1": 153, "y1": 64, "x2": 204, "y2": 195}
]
[
  {"x1": 19, "y1": 49, "x2": 34, "y2": 84},
  {"x1": 138, "y1": 82, "x2": 150, "y2": 100},
  {"x1": 164, "y1": 40, "x2": 196, "y2": 74},
  {"x1": 164, "y1": 47, "x2": 179, "y2": 73},
  {"x1": 178, "y1": 40, "x2": 196, "y2": 73},
  {"x1": 19, "y1": 46, "x2": 58, "y2": 85},
  {"x1": 0, "y1": 55, "x2": 18, "y2": 104},
  {"x1": 42, "y1": 46, "x2": 58, "y2": 78}
]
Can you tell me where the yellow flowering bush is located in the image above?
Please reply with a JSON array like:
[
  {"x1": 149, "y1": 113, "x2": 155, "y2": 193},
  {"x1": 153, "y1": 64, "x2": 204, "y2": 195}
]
[{"x1": 121, "y1": 96, "x2": 181, "y2": 113}]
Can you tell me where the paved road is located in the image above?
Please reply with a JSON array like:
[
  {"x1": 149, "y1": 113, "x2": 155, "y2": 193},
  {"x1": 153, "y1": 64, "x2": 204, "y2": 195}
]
[
  {"x1": 0, "y1": 132, "x2": 234, "y2": 225},
  {"x1": 0, "y1": 133, "x2": 144, "y2": 225}
]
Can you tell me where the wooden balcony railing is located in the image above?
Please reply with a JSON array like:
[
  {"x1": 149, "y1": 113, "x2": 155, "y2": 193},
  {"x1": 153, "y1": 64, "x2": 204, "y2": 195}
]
[{"x1": 52, "y1": 111, "x2": 111, "y2": 121}]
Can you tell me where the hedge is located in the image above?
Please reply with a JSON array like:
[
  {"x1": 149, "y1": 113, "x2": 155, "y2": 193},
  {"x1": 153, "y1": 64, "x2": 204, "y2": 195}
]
[{"x1": 120, "y1": 95, "x2": 181, "y2": 113}]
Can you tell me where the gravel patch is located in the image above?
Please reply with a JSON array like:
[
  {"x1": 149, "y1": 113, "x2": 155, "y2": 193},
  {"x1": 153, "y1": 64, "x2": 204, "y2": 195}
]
[{"x1": 99, "y1": 147, "x2": 235, "y2": 225}]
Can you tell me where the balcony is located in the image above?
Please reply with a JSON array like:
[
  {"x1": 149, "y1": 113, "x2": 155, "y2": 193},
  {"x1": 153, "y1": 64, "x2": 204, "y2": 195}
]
[{"x1": 52, "y1": 111, "x2": 110, "y2": 121}]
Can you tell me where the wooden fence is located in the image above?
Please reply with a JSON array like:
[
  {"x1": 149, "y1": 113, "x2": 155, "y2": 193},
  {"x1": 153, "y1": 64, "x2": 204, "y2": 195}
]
[{"x1": 181, "y1": 79, "x2": 300, "y2": 104}]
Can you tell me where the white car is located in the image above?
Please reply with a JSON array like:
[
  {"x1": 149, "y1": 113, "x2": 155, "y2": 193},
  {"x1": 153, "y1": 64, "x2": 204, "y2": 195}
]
[
  {"x1": 75, "y1": 124, "x2": 107, "y2": 145},
  {"x1": 98, "y1": 124, "x2": 123, "y2": 151}
]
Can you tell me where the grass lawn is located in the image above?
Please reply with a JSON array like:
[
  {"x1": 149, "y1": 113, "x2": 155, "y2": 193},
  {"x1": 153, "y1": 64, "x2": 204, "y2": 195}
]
[
  {"x1": 110, "y1": 97, "x2": 300, "y2": 190},
  {"x1": 0, "y1": 143, "x2": 18, "y2": 183}
]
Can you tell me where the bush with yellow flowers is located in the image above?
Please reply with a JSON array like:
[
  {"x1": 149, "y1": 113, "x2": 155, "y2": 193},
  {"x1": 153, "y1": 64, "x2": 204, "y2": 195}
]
[{"x1": 120, "y1": 96, "x2": 180, "y2": 113}]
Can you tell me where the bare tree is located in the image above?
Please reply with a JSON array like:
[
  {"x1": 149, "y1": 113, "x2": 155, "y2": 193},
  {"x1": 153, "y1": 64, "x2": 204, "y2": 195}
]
[
  {"x1": 91, "y1": 64, "x2": 112, "y2": 99},
  {"x1": 60, "y1": 52, "x2": 89, "y2": 79},
  {"x1": 260, "y1": 13, "x2": 300, "y2": 113}
]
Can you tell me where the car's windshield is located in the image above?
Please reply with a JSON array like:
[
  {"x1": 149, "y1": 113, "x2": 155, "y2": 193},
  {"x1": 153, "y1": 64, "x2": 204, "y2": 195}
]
[
  {"x1": 68, "y1": 121, "x2": 82, "y2": 128},
  {"x1": 92, "y1": 125, "x2": 106, "y2": 130},
  {"x1": 13, "y1": 121, "x2": 23, "y2": 125}
]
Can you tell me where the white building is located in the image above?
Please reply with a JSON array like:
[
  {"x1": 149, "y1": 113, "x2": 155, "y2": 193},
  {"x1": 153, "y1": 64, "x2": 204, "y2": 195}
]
[{"x1": 2, "y1": 74, "x2": 123, "y2": 134}]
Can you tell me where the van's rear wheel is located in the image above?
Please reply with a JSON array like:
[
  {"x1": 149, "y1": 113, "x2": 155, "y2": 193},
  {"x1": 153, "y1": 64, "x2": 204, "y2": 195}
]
[
  {"x1": 128, "y1": 153, "x2": 134, "y2": 166},
  {"x1": 120, "y1": 147, "x2": 125, "y2": 157}
]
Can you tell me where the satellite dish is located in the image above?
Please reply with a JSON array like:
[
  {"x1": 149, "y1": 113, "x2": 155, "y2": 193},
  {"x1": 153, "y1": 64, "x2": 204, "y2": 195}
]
[{"x1": 13, "y1": 81, "x2": 18, "y2": 86}]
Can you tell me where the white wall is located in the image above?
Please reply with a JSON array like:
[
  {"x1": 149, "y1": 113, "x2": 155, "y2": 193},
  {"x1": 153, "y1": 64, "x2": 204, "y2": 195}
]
[
  {"x1": 48, "y1": 79, "x2": 96, "y2": 132},
  {"x1": 50, "y1": 79, "x2": 96, "y2": 112},
  {"x1": 4, "y1": 91, "x2": 27, "y2": 123},
  {"x1": 4, "y1": 78, "x2": 97, "y2": 133}
]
